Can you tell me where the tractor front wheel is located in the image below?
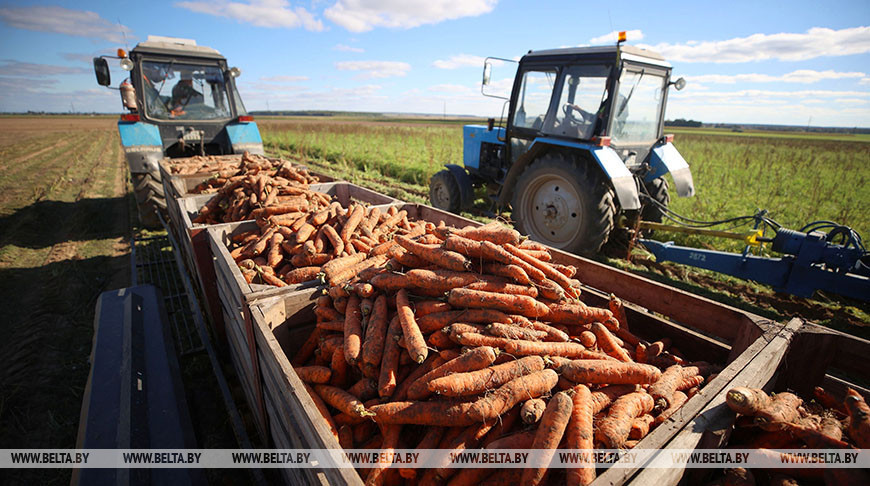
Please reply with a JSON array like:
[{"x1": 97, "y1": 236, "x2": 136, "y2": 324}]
[
  {"x1": 429, "y1": 169, "x2": 462, "y2": 214},
  {"x1": 511, "y1": 153, "x2": 615, "y2": 255},
  {"x1": 641, "y1": 176, "x2": 670, "y2": 223},
  {"x1": 131, "y1": 171, "x2": 167, "y2": 229}
]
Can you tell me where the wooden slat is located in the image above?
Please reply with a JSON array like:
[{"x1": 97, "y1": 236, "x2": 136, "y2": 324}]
[{"x1": 622, "y1": 318, "x2": 803, "y2": 486}]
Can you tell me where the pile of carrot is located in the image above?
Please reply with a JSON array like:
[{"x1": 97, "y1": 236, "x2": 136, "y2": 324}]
[
  {"x1": 288, "y1": 220, "x2": 721, "y2": 486},
  {"x1": 189, "y1": 155, "x2": 323, "y2": 226},
  {"x1": 228, "y1": 204, "x2": 430, "y2": 288},
  {"x1": 167, "y1": 151, "x2": 305, "y2": 178},
  {"x1": 709, "y1": 386, "x2": 870, "y2": 485}
]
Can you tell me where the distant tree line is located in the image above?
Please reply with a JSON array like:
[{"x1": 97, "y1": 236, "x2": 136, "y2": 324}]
[{"x1": 665, "y1": 118, "x2": 703, "y2": 127}]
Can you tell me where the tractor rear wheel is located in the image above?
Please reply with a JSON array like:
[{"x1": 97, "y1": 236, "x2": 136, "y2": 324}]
[
  {"x1": 131, "y1": 171, "x2": 167, "y2": 229},
  {"x1": 641, "y1": 176, "x2": 670, "y2": 223},
  {"x1": 429, "y1": 169, "x2": 462, "y2": 214},
  {"x1": 511, "y1": 153, "x2": 615, "y2": 255}
]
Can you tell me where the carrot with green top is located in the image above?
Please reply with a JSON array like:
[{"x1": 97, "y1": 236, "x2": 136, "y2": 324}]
[
  {"x1": 550, "y1": 358, "x2": 661, "y2": 384},
  {"x1": 314, "y1": 384, "x2": 373, "y2": 418},
  {"x1": 522, "y1": 391, "x2": 573, "y2": 486},
  {"x1": 654, "y1": 391, "x2": 688, "y2": 426},
  {"x1": 407, "y1": 346, "x2": 499, "y2": 400},
  {"x1": 591, "y1": 322, "x2": 632, "y2": 362},
  {"x1": 468, "y1": 369, "x2": 558, "y2": 421}
]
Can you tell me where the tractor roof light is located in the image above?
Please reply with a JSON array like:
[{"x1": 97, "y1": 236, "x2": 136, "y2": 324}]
[
  {"x1": 664, "y1": 134, "x2": 675, "y2": 143},
  {"x1": 117, "y1": 48, "x2": 127, "y2": 58},
  {"x1": 228, "y1": 67, "x2": 242, "y2": 78},
  {"x1": 120, "y1": 114, "x2": 140, "y2": 122},
  {"x1": 238, "y1": 115, "x2": 254, "y2": 122},
  {"x1": 617, "y1": 31, "x2": 627, "y2": 44}
]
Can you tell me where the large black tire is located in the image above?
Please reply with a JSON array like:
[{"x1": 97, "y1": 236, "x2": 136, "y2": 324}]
[
  {"x1": 132, "y1": 171, "x2": 167, "y2": 229},
  {"x1": 511, "y1": 153, "x2": 615, "y2": 255},
  {"x1": 641, "y1": 176, "x2": 670, "y2": 223},
  {"x1": 429, "y1": 169, "x2": 462, "y2": 214}
]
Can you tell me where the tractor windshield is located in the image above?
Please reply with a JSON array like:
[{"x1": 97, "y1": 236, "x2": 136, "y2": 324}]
[
  {"x1": 610, "y1": 68, "x2": 667, "y2": 145},
  {"x1": 140, "y1": 60, "x2": 232, "y2": 121}
]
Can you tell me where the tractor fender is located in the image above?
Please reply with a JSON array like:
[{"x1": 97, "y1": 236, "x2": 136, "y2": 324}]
[
  {"x1": 118, "y1": 120, "x2": 164, "y2": 173},
  {"x1": 443, "y1": 164, "x2": 475, "y2": 210},
  {"x1": 497, "y1": 139, "x2": 640, "y2": 210},
  {"x1": 646, "y1": 142, "x2": 695, "y2": 197},
  {"x1": 226, "y1": 121, "x2": 265, "y2": 155}
]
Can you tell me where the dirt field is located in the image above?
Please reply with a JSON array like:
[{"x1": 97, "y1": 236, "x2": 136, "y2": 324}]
[{"x1": 0, "y1": 116, "x2": 256, "y2": 485}]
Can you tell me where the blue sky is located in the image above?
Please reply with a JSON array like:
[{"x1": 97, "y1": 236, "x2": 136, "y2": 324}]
[{"x1": 0, "y1": 0, "x2": 868, "y2": 126}]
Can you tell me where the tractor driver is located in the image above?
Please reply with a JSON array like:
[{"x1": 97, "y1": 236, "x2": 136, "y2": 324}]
[{"x1": 169, "y1": 73, "x2": 203, "y2": 117}]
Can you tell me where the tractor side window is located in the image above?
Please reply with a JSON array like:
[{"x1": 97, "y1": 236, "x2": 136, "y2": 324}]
[
  {"x1": 512, "y1": 69, "x2": 556, "y2": 130},
  {"x1": 611, "y1": 69, "x2": 667, "y2": 145},
  {"x1": 548, "y1": 65, "x2": 609, "y2": 140}
]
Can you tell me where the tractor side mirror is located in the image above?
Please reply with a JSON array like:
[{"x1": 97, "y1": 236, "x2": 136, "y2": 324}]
[
  {"x1": 482, "y1": 62, "x2": 492, "y2": 86},
  {"x1": 93, "y1": 57, "x2": 111, "y2": 86}
]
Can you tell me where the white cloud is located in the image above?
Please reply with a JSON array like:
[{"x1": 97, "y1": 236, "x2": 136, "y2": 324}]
[
  {"x1": 860, "y1": 78, "x2": 870, "y2": 85},
  {"x1": 687, "y1": 70, "x2": 867, "y2": 85},
  {"x1": 588, "y1": 29, "x2": 644, "y2": 45},
  {"x1": 433, "y1": 54, "x2": 487, "y2": 70},
  {"x1": 0, "y1": 6, "x2": 133, "y2": 43},
  {"x1": 335, "y1": 60, "x2": 411, "y2": 79},
  {"x1": 833, "y1": 98, "x2": 868, "y2": 105},
  {"x1": 176, "y1": 0, "x2": 324, "y2": 31},
  {"x1": 334, "y1": 44, "x2": 364, "y2": 53},
  {"x1": 0, "y1": 60, "x2": 88, "y2": 77},
  {"x1": 427, "y1": 84, "x2": 475, "y2": 94},
  {"x1": 639, "y1": 26, "x2": 870, "y2": 63},
  {"x1": 260, "y1": 75, "x2": 310, "y2": 82},
  {"x1": 324, "y1": 0, "x2": 497, "y2": 33},
  {"x1": 62, "y1": 50, "x2": 117, "y2": 65}
]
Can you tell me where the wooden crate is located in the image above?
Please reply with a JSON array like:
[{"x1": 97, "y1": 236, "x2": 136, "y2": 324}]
[
  {"x1": 627, "y1": 321, "x2": 870, "y2": 486},
  {"x1": 238, "y1": 202, "x2": 788, "y2": 486},
  {"x1": 176, "y1": 182, "x2": 401, "y2": 346}
]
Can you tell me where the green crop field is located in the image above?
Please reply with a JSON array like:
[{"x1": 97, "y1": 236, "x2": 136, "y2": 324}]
[{"x1": 261, "y1": 115, "x2": 870, "y2": 336}]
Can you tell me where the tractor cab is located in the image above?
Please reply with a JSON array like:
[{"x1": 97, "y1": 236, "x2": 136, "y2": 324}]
[
  {"x1": 93, "y1": 36, "x2": 263, "y2": 227},
  {"x1": 430, "y1": 42, "x2": 694, "y2": 255}
]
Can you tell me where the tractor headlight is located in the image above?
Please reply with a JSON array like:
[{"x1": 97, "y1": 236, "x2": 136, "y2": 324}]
[{"x1": 120, "y1": 58, "x2": 134, "y2": 71}]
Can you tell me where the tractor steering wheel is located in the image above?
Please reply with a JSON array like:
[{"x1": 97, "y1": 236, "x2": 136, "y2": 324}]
[{"x1": 563, "y1": 103, "x2": 589, "y2": 124}]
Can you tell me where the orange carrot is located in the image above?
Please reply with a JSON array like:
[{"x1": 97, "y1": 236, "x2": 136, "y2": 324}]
[
  {"x1": 654, "y1": 391, "x2": 688, "y2": 426},
  {"x1": 320, "y1": 252, "x2": 366, "y2": 278},
  {"x1": 649, "y1": 365, "x2": 686, "y2": 409},
  {"x1": 290, "y1": 252, "x2": 331, "y2": 267},
  {"x1": 369, "y1": 401, "x2": 477, "y2": 427},
  {"x1": 344, "y1": 294, "x2": 363, "y2": 365},
  {"x1": 487, "y1": 322, "x2": 547, "y2": 341},
  {"x1": 366, "y1": 424, "x2": 401, "y2": 486},
  {"x1": 396, "y1": 289, "x2": 428, "y2": 364},
  {"x1": 812, "y1": 386, "x2": 848, "y2": 416},
  {"x1": 413, "y1": 300, "x2": 451, "y2": 317},
  {"x1": 266, "y1": 232, "x2": 284, "y2": 267},
  {"x1": 450, "y1": 221, "x2": 521, "y2": 246},
  {"x1": 608, "y1": 294, "x2": 629, "y2": 331},
  {"x1": 321, "y1": 223, "x2": 344, "y2": 256},
  {"x1": 545, "y1": 303, "x2": 613, "y2": 325},
  {"x1": 578, "y1": 330, "x2": 596, "y2": 349},
  {"x1": 590, "y1": 384, "x2": 638, "y2": 414},
  {"x1": 550, "y1": 358, "x2": 662, "y2": 384},
  {"x1": 784, "y1": 418, "x2": 852, "y2": 449},
  {"x1": 407, "y1": 346, "x2": 499, "y2": 400},
  {"x1": 521, "y1": 398, "x2": 547, "y2": 424},
  {"x1": 340, "y1": 204, "x2": 365, "y2": 244},
  {"x1": 629, "y1": 414, "x2": 655, "y2": 440},
  {"x1": 481, "y1": 262, "x2": 532, "y2": 285},
  {"x1": 448, "y1": 287, "x2": 549, "y2": 318},
  {"x1": 521, "y1": 391, "x2": 573, "y2": 486},
  {"x1": 405, "y1": 268, "x2": 481, "y2": 292},
  {"x1": 428, "y1": 355, "x2": 546, "y2": 397},
  {"x1": 464, "y1": 280, "x2": 539, "y2": 297},
  {"x1": 395, "y1": 234, "x2": 469, "y2": 271},
  {"x1": 294, "y1": 365, "x2": 332, "y2": 384},
  {"x1": 417, "y1": 309, "x2": 512, "y2": 334},
  {"x1": 303, "y1": 383, "x2": 340, "y2": 442},
  {"x1": 590, "y1": 322, "x2": 632, "y2": 362},
  {"x1": 338, "y1": 424, "x2": 354, "y2": 449},
  {"x1": 468, "y1": 369, "x2": 559, "y2": 421},
  {"x1": 330, "y1": 346, "x2": 348, "y2": 387},
  {"x1": 328, "y1": 254, "x2": 389, "y2": 287},
  {"x1": 566, "y1": 384, "x2": 596, "y2": 486},
  {"x1": 509, "y1": 316, "x2": 570, "y2": 342},
  {"x1": 391, "y1": 353, "x2": 449, "y2": 402},
  {"x1": 292, "y1": 327, "x2": 323, "y2": 366},
  {"x1": 347, "y1": 378, "x2": 379, "y2": 401},
  {"x1": 595, "y1": 392, "x2": 654, "y2": 448},
  {"x1": 505, "y1": 243, "x2": 579, "y2": 298},
  {"x1": 377, "y1": 317, "x2": 402, "y2": 398},
  {"x1": 845, "y1": 388, "x2": 870, "y2": 448},
  {"x1": 314, "y1": 384, "x2": 373, "y2": 418},
  {"x1": 504, "y1": 340, "x2": 613, "y2": 360}
]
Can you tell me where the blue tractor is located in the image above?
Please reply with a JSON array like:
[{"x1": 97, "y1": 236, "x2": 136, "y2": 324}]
[
  {"x1": 93, "y1": 36, "x2": 264, "y2": 228},
  {"x1": 429, "y1": 41, "x2": 694, "y2": 255}
]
